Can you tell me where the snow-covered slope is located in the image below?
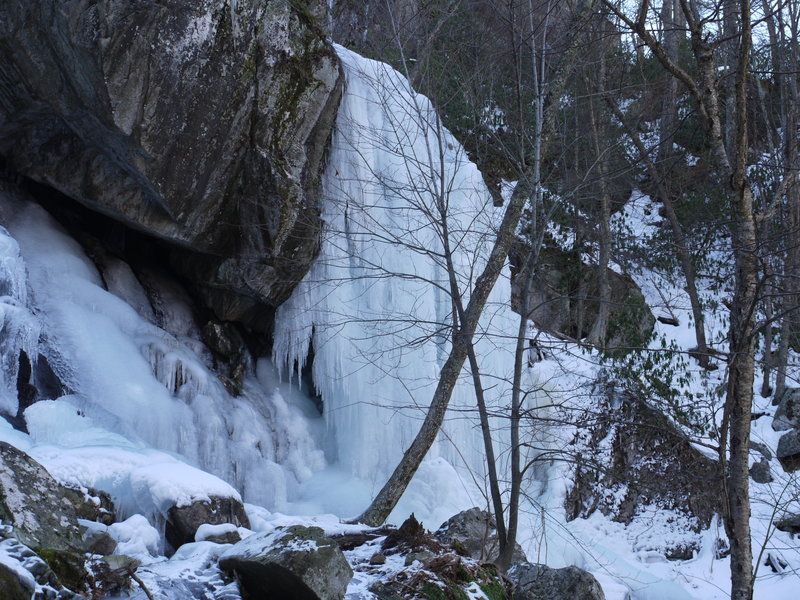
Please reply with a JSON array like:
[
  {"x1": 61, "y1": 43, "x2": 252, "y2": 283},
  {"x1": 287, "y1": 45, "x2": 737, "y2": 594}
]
[{"x1": 0, "y1": 43, "x2": 798, "y2": 600}]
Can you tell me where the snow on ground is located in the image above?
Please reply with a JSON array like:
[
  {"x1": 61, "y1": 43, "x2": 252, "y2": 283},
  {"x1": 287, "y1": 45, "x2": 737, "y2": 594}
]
[{"x1": 0, "y1": 44, "x2": 797, "y2": 600}]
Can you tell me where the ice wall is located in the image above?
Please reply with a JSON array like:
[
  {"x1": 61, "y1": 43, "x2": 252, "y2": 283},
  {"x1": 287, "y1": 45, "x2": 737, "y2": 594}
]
[
  {"x1": 0, "y1": 225, "x2": 39, "y2": 415},
  {"x1": 0, "y1": 44, "x2": 531, "y2": 527},
  {"x1": 273, "y1": 45, "x2": 524, "y2": 518},
  {"x1": 0, "y1": 195, "x2": 324, "y2": 512}
]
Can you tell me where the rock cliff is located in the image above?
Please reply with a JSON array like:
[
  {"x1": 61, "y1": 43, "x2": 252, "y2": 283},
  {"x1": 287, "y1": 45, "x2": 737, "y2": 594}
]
[{"x1": 0, "y1": 0, "x2": 342, "y2": 328}]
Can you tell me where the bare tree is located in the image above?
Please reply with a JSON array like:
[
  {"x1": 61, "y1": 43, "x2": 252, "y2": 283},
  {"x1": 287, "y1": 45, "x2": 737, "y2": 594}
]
[
  {"x1": 601, "y1": 1, "x2": 761, "y2": 597},
  {"x1": 357, "y1": 0, "x2": 599, "y2": 529}
]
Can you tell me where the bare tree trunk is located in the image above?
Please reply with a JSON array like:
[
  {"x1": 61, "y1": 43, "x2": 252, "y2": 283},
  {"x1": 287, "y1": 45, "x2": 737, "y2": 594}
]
[
  {"x1": 602, "y1": 2, "x2": 757, "y2": 596},
  {"x1": 356, "y1": 0, "x2": 598, "y2": 527},
  {"x1": 774, "y1": 0, "x2": 800, "y2": 401},
  {"x1": 724, "y1": 2, "x2": 756, "y2": 597},
  {"x1": 586, "y1": 60, "x2": 611, "y2": 349}
]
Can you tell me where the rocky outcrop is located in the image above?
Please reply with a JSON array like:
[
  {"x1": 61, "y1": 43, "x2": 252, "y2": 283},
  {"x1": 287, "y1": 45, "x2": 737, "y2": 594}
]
[
  {"x1": 166, "y1": 495, "x2": 250, "y2": 550},
  {"x1": 0, "y1": 0, "x2": 343, "y2": 328},
  {"x1": 508, "y1": 563, "x2": 605, "y2": 600},
  {"x1": 565, "y1": 389, "x2": 723, "y2": 558},
  {"x1": 510, "y1": 244, "x2": 654, "y2": 353},
  {"x1": 219, "y1": 525, "x2": 353, "y2": 600},
  {"x1": 435, "y1": 507, "x2": 527, "y2": 565},
  {"x1": 777, "y1": 429, "x2": 800, "y2": 472},
  {"x1": 0, "y1": 442, "x2": 87, "y2": 590},
  {"x1": 62, "y1": 486, "x2": 116, "y2": 526},
  {"x1": 371, "y1": 553, "x2": 510, "y2": 600},
  {"x1": 773, "y1": 388, "x2": 800, "y2": 431}
]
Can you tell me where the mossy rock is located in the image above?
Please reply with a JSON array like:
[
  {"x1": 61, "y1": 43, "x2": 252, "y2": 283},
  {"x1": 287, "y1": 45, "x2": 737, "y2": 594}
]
[
  {"x1": 36, "y1": 547, "x2": 88, "y2": 593},
  {"x1": 370, "y1": 553, "x2": 509, "y2": 600},
  {"x1": 0, "y1": 561, "x2": 34, "y2": 600}
]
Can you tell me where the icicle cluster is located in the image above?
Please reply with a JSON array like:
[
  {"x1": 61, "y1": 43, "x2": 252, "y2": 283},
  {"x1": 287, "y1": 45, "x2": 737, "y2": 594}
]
[{"x1": 273, "y1": 46, "x2": 522, "y2": 510}]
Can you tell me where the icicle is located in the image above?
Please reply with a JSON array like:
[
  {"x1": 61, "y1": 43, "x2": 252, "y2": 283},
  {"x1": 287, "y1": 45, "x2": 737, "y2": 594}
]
[{"x1": 0, "y1": 226, "x2": 40, "y2": 416}]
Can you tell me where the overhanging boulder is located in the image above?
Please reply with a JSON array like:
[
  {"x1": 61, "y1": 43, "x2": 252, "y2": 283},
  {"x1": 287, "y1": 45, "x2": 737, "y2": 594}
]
[{"x1": 0, "y1": 0, "x2": 343, "y2": 327}]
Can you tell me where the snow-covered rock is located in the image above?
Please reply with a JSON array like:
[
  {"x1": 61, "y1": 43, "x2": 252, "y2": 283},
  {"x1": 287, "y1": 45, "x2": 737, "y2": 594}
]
[
  {"x1": 0, "y1": 528, "x2": 72, "y2": 600},
  {"x1": 166, "y1": 496, "x2": 250, "y2": 550},
  {"x1": 508, "y1": 563, "x2": 605, "y2": 600},
  {"x1": 219, "y1": 525, "x2": 352, "y2": 600},
  {"x1": 773, "y1": 388, "x2": 800, "y2": 431}
]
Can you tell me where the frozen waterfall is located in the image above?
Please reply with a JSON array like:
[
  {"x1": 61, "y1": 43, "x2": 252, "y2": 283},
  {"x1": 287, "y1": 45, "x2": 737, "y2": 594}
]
[
  {"x1": 273, "y1": 45, "x2": 527, "y2": 523},
  {"x1": 0, "y1": 44, "x2": 536, "y2": 529}
]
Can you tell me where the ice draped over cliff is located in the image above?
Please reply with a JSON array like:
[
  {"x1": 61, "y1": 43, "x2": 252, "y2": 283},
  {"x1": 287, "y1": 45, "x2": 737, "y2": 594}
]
[
  {"x1": 273, "y1": 45, "x2": 522, "y2": 519},
  {"x1": 0, "y1": 45, "x2": 526, "y2": 526}
]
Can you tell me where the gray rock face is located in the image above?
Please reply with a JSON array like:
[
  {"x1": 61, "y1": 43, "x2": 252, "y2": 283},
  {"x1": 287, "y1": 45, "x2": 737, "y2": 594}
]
[
  {"x1": 749, "y1": 458, "x2": 773, "y2": 484},
  {"x1": 510, "y1": 244, "x2": 654, "y2": 353},
  {"x1": 508, "y1": 563, "x2": 605, "y2": 600},
  {"x1": 435, "y1": 507, "x2": 527, "y2": 564},
  {"x1": 0, "y1": 442, "x2": 83, "y2": 553},
  {"x1": 777, "y1": 429, "x2": 800, "y2": 472},
  {"x1": 219, "y1": 525, "x2": 353, "y2": 600},
  {"x1": 166, "y1": 495, "x2": 250, "y2": 550},
  {"x1": 62, "y1": 486, "x2": 116, "y2": 526},
  {"x1": 0, "y1": 0, "x2": 343, "y2": 327},
  {"x1": 0, "y1": 443, "x2": 86, "y2": 590},
  {"x1": 773, "y1": 388, "x2": 800, "y2": 431}
]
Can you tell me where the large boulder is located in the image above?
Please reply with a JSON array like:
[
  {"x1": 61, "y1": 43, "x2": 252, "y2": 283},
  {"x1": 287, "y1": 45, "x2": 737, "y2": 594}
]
[
  {"x1": 219, "y1": 525, "x2": 352, "y2": 600},
  {"x1": 0, "y1": 443, "x2": 87, "y2": 590},
  {"x1": 0, "y1": 442, "x2": 83, "y2": 549},
  {"x1": 508, "y1": 563, "x2": 604, "y2": 600},
  {"x1": 777, "y1": 429, "x2": 800, "y2": 472},
  {"x1": 773, "y1": 388, "x2": 800, "y2": 431},
  {"x1": 166, "y1": 495, "x2": 250, "y2": 550},
  {"x1": 510, "y1": 243, "x2": 654, "y2": 353},
  {"x1": 0, "y1": 0, "x2": 342, "y2": 328},
  {"x1": 435, "y1": 507, "x2": 527, "y2": 564}
]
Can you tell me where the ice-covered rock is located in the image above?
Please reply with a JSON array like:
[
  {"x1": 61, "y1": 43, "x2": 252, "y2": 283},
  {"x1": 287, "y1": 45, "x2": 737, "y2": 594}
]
[
  {"x1": 508, "y1": 563, "x2": 605, "y2": 600},
  {"x1": 108, "y1": 515, "x2": 160, "y2": 559},
  {"x1": 0, "y1": 224, "x2": 40, "y2": 423},
  {"x1": 219, "y1": 525, "x2": 352, "y2": 600}
]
